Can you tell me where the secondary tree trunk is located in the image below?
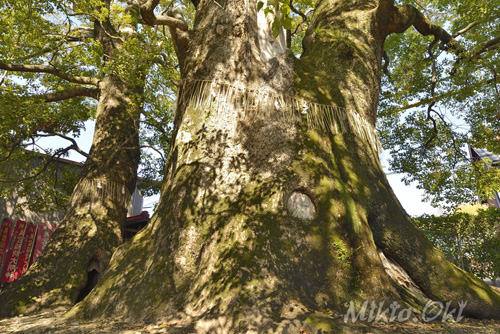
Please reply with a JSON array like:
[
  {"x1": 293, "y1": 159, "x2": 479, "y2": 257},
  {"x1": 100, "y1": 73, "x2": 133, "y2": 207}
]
[
  {"x1": 0, "y1": 73, "x2": 143, "y2": 316},
  {"x1": 0, "y1": 12, "x2": 145, "y2": 316},
  {"x1": 12, "y1": 0, "x2": 500, "y2": 331}
]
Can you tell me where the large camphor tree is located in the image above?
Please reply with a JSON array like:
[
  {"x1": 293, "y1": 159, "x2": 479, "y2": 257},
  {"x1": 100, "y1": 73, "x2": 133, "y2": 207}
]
[
  {"x1": 0, "y1": 0, "x2": 178, "y2": 312},
  {"x1": 2, "y1": 0, "x2": 500, "y2": 332}
]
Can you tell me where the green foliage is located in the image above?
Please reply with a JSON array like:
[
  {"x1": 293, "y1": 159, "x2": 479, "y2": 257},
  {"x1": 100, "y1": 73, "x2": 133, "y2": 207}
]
[
  {"x1": 139, "y1": 61, "x2": 178, "y2": 197},
  {"x1": 0, "y1": 0, "x2": 190, "y2": 213},
  {"x1": 257, "y1": 0, "x2": 315, "y2": 54},
  {"x1": 414, "y1": 205, "x2": 500, "y2": 285},
  {"x1": 380, "y1": 0, "x2": 500, "y2": 208},
  {"x1": 0, "y1": 149, "x2": 80, "y2": 214},
  {"x1": 3, "y1": 0, "x2": 499, "y2": 214}
]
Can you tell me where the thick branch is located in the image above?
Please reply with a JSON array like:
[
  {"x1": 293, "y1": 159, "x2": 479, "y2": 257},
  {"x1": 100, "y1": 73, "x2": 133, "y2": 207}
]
[
  {"x1": 140, "y1": 0, "x2": 188, "y2": 31},
  {"x1": 140, "y1": 145, "x2": 165, "y2": 163},
  {"x1": 0, "y1": 140, "x2": 24, "y2": 164},
  {"x1": 475, "y1": 36, "x2": 500, "y2": 56},
  {"x1": 166, "y1": 8, "x2": 190, "y2": 72},
  {"x1": 152, "y1": 53, "x2": 178, "y2": 70},
  {"x1": 0, "y1": 70, "x2": 6, "y2": 86},
  {"x1": 450, "y1": 36, "x2": 500, "y2": 74},
  {"x1": 51, "y1": 161, "x2": 69, "y2": 208},
  {"x1": 387, "y1": 5, "x2": 455, "y2": 48},
  {"x1": 424, "y1": 103, "x2": 438, "y2": 149},
  {"x1": 15, "y1": 42, "x2": 67, "y2": 63},
  {"x1": 424, "y1": 38, "x2": 439, "y2": 149},
  {"x1": 382, "y1": 50, "x2": 391, "y2": 77},
  {"x1": 0, "y1": 62, "x2": 99, "y2": 86},
  {"x1": 412, "y1": 9, "x2": 453, "y2": 46},
  {"x1": 43, "y1": 86, "x2": 100, "y2": 102}
]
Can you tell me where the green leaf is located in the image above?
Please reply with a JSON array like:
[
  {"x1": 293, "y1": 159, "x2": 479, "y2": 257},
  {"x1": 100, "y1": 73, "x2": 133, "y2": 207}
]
[
  {"x1": 271, "y1": 17, "x2": 281, "y2": 38},
  {"x1": 264, "y1": 7, "x2": 274, "y2": 17},
  {"x1": 257, "y1": 1, "x2": 264, "y2": 12},
  {"x1": 281, "y1": 15, "x2": 293, "y2": 30}
]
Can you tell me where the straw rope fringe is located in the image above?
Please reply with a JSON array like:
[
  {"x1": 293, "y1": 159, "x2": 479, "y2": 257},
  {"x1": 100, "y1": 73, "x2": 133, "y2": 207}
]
[
  {"x1": 179, "y1": 79, "x2": 381, "y2": 152},
  {"x1": 70, "y1": 179, "x2": 132, "y2": 208}
]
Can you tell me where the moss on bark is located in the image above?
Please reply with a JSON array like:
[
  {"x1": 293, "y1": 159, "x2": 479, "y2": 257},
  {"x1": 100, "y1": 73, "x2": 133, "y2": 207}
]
[
  {"x1": 69, "y1": 1, "x2": 500, "y2": 331},
  {"x1": 0, "y1": 74, "x2": 143, "y2": 317},
  {"x1": 5, "y1": 0, "x2": 500, "y2": 331}
]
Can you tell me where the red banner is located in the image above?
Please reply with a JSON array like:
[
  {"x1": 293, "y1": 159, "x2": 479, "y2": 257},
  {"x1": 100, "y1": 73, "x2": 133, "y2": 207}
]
[
  {"x1": 14, "y1": 222, "x2": 37, "y2": 280},
  {"x1": 0, "y1": 218, "x2": 14, "y2": 269},
  {"x1": 0, "y1": 220, "x2": 27, "y2": 283},
  {"x1": 29, "y1": 222, "x2": 56, "y2": 266}
]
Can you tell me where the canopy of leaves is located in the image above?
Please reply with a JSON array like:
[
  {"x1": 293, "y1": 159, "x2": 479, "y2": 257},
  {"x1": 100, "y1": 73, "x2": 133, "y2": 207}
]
[
  {"x1": 4, "y1": 0, "x2": 500, "y2": 213},
  {"x1": 379, "y1": 0, "x2": 500, "y2": 208},
  {"x1": 414, "y1": 205, "x2": 500, "y2": 285},
  {"x1": 0, "y1": 0, "x2": 193, "y2": 212}
]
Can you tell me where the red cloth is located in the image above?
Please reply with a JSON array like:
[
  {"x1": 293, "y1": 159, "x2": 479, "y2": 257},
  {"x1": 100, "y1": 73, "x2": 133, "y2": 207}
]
[
  {"x1": 0, "y1": 218, "x2": 14, "y2": 269},
  {"x1": 14, "y1": 222, "x2": 37, "y2": 279},
  {"x1": 29, "y1": 222, "x2": 56, "y2": 266},
  {"x1": 0, "y1": 220, "x2": 27, "y2": 283}
]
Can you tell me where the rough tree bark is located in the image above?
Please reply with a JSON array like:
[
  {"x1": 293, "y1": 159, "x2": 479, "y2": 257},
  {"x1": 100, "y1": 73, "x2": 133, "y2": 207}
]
[
  {"x1": 5, "y1": 0, "x2": 500, "y2": 332},
  {"x1": 0, "y1": 5, "x2": 145, "y2": 315},
  {"x1": 68, "y1": 0, "x2": 500, "y2": 331}
]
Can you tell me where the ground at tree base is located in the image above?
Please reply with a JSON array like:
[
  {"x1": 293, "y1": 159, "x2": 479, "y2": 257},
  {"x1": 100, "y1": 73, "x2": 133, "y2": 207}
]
[{"x1": 1, "y1": 310, "x2": 500, "y2": 334}]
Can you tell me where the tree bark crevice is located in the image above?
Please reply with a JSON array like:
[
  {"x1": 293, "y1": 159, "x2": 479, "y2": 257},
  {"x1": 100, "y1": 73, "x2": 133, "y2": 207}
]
[
  {"x1": 3, "y1": 0, "x2": 500, "y2": 330},
  {"x1": 64, "y1": 0, "x2": 500, "y2": 330},
  {"x1": 0, "y1": 11, "x2": 146, "y2": 315}
]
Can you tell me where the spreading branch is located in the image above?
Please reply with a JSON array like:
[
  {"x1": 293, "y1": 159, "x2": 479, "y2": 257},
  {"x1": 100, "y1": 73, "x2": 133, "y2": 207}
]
[
  {"x1": 51, "y1": 161, "x2": 69, "y2": 208},
  {"x1": 0, "y1": 70, "x2": 6, "y2": 86},
  {"x1": 165, "y1": 8, "x2": 190, "y2": 70},
  {"x1": 424, "y1": 37, "x2": 439, "y2": 149},
  {"x1": 14, "y1": 43, "x2": 67, "y2": 62},
  {"x1": 390, "y1": 76, "x2": 499, "y2": 112},
  {"x1": 453, "y1": 21, "x2": 481, "y2": 38},
  {"x1": 42, "y1": 86, "x2": 100, "y2": 102},
  {"x1": 450, "y1": 35, "x2": 500, "y2": 75},
  {"x1": 37, "y1": 132, "x2": 91, "y2": 159},
  {"x1": 474, "y1": 36, "x2": 500, "y2": 57},
  {"x1": 140, "y1": 145, "x2": 166, "y2": 163},
  {"x1": 152, "y1": 52, "x2": 179, "y2": 70},
  {"x1": 0, "y1": 62, "x2": 100, "y2": 86},
  {"x1": 289, "y1": 0, "x2": 308, "y2": 23},
  {"x1": 385, "y1": 5, "x2": 495, "y2": 124},
  {"x1": 382, "y1": 50, "x2": 391, "y2": 77},
  {"x1": 139, "y1": 0, "x2": 188, "y2": 31},
  {"x1": 387, "y1": 5, "x2": 455, "y2": 49},
  {"x1": 0, "y1": 140, "x2": 25, "y2": 164},
  {"x1": 385, "y1": 9, "x2": 490, "y2": 152}
]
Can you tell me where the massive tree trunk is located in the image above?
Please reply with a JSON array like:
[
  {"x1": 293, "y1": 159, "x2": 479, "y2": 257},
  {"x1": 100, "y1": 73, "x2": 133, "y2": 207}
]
[
  {"x1": 0, "y1": 74, "x2": 143, "y2": 316},
  {"x1": 7, "y1": 0, "x2": 500, "y2": 331},
  {"x1": 73, "y1": 0, "x2": 500, "y2": 329},
  {"x1": 0, "y1": 11, "x2": 145, "y2": 316}
]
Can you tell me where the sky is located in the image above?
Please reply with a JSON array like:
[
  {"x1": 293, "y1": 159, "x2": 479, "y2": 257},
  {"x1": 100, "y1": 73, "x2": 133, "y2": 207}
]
[
  {"x1": 36, "y1": 120, "x2": 442, "y2": 217},
  {"x1": 379, "y1": 150, "x2": 443, "y2": 216}
]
